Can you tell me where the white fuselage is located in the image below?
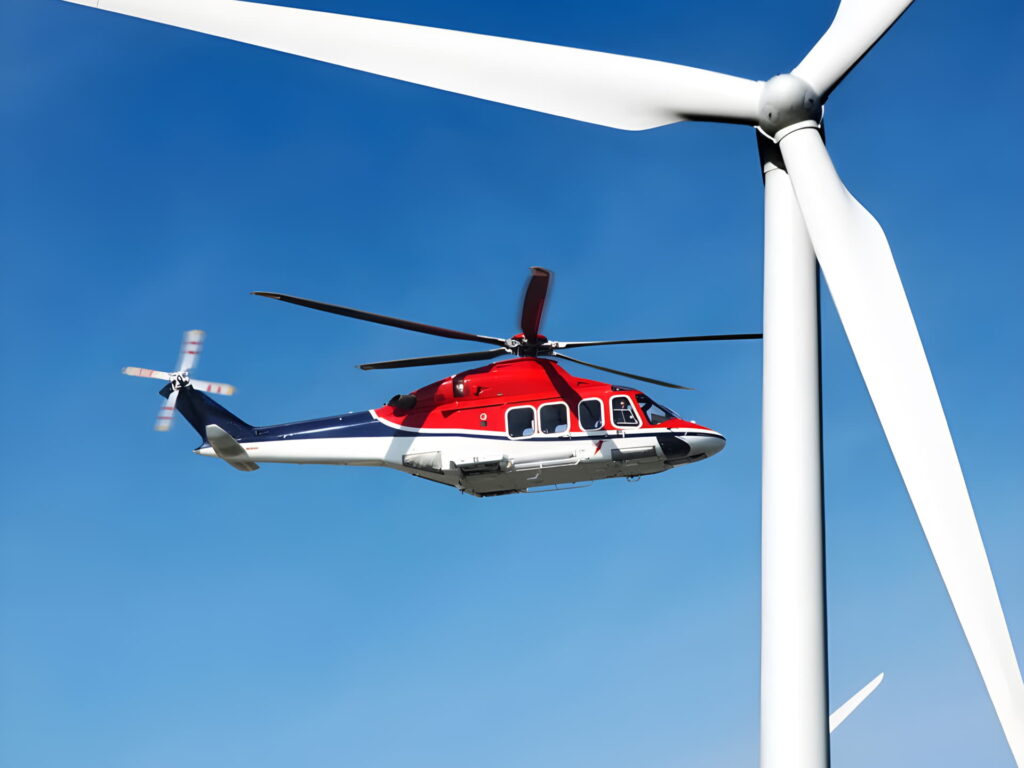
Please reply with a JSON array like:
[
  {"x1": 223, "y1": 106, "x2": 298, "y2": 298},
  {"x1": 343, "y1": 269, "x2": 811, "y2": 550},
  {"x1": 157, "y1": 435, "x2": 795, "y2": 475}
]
[{"x1": 195, "y1": 410, "x2": 726, "y2": 496}]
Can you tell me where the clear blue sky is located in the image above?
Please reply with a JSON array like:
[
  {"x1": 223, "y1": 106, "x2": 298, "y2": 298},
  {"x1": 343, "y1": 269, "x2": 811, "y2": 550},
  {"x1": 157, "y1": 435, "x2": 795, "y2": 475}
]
[{"x1": 2, "y1": 0, "x2": 1022, "y2": 766}]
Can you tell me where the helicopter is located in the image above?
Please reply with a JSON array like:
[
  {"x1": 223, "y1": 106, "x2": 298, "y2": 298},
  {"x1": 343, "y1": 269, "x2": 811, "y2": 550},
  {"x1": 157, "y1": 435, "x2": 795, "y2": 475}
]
[{"x1": 123, "y1": 268, "x2": 760, "y2": 496}]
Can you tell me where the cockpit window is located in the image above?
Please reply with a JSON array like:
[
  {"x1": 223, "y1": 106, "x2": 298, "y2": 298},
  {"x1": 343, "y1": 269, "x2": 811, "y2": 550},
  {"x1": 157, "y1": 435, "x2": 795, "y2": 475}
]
[
  {"x1": 507, "y1": 406, "x2": 536, "y2": 438},
  {"x1": 610, "y1": 395, "x2": 640, "y2": 428},
  {"x1": 636, "y1": 393, "x2": 680, "y2": 425}
]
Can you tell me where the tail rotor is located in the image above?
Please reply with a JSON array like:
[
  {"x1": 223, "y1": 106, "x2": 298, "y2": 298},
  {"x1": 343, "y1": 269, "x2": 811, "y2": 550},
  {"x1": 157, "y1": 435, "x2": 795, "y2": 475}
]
[{"x1": 122, "y1": 330, "x2": 236, "y2": 431}]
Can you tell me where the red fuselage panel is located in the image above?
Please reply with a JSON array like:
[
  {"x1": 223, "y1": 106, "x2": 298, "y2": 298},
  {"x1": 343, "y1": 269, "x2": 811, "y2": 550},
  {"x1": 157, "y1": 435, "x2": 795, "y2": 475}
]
[{"x1": 375, "y1": 358, "x2": 709, "y2": 434}]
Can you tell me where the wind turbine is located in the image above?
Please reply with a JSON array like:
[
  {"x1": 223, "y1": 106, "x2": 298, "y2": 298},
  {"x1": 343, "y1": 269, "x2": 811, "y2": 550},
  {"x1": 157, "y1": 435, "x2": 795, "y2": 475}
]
[{"x1": 63, "y1": 0, "x2": 1024, "y2": 765}]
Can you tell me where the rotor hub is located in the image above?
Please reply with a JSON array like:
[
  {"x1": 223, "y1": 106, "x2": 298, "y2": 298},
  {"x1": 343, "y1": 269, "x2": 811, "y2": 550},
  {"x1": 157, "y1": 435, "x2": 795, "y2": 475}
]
[
  {"x1": 507, "y1": 333, "x2": 551, "y2": 357},
  {"x1": 758, "y1": 74, "x2": 822, "y2": 138}
]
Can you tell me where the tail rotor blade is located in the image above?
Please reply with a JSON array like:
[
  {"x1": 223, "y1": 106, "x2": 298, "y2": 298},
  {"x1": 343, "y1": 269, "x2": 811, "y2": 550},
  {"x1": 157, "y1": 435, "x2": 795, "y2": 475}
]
[
  {"x1": 63, "y1": 0, "x2": 763, "y2": 130},
  {"x1": 155, "y1": 387, "x2": 179, "y2": 431},
  {"x1": 123, "y1": 366, "x2": 172, "y2": 380},
  {"x1": 552, "y1": 351, "x2": 692, "y2": 390},
  {"x1": 520, "y1": 267, "x2": 551, "y2": 342},
  {"x1": 792, "y1": 0, "x2": 915, "y2": 99},
  {"x1": 175, "y1": 329, "x2": 204, "y2": 373},
  {"x1": 189, "y1": 379, "x2": 236, "y2": 396},
  {"x1": 779, "y1": 126, "x2": 1024, "y2": 764}
]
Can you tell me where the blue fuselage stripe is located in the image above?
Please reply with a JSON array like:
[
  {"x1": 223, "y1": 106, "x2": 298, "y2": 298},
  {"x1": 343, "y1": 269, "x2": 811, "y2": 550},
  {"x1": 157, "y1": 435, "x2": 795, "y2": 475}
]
[{"x1": 236, "y1": 411, "x2": 723, "y2": 445}]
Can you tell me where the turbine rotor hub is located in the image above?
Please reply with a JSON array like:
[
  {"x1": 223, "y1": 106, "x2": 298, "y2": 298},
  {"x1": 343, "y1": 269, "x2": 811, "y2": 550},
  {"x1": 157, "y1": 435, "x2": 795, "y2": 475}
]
[{"x1": 758, "y1": 74, "x2": 822, "y2": 137}]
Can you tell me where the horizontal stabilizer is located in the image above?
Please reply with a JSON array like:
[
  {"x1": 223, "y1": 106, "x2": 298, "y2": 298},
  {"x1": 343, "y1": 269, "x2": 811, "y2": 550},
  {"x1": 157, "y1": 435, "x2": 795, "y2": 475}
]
[{"x1": 205, "y1": 424, "x2": 259, "y2": 471}]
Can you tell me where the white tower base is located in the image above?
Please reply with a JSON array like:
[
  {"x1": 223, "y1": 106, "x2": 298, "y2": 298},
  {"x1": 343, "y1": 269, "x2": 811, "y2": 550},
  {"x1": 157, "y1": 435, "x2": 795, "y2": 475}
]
[{"x1": 759, "y1": 132, "x2": 830, "y2": 768}]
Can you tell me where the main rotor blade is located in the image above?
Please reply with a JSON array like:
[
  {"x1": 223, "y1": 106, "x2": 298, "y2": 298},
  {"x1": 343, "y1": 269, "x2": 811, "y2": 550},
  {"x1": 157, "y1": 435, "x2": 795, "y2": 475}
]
[
  {"x1": 779, "y1": 126, "x2": 1024, "y2": 765},
  {"x1": 551, "y1": 351, "x2": 692, "y2": 390},
  {"x1": 520, "y1": 267, "x2": 551, "y2": 342},
  {"x1": 560, "y1": 332, "x2": 762, "y2": 349},
  {"x1": 791, "y1": 0, "x2": 915, "y2": 99},
  {"x1": 63, "y1": 0, "x2": 763, "y2": 131},
  {"x1": 359, "y1": 348, "x2": 508, "y2": 371},
  {"x1": 253, "y1": 292, "x2": 505, "y2": 346}
]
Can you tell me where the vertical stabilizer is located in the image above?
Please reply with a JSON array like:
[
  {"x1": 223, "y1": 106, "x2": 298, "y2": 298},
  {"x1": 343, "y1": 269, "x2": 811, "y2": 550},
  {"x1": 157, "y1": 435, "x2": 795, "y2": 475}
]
[{"x1": 169, "y1": 385, "x2": 252, "y2": 441}]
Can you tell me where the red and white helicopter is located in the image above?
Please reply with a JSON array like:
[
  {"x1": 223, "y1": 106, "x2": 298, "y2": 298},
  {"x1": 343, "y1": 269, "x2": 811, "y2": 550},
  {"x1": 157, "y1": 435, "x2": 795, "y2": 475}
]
[{"x1": 123, "y1": 268, "x2": 760, "y2": 496}]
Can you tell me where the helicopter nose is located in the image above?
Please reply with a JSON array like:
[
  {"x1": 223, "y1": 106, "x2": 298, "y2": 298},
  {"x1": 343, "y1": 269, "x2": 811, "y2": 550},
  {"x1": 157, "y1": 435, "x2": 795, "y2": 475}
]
[
  {"x1": 697, "y1": 431, "x2": 726, "y2": 458},
  {"x1": 658, "y1": 431, "x2": 726, "y2": 464}
]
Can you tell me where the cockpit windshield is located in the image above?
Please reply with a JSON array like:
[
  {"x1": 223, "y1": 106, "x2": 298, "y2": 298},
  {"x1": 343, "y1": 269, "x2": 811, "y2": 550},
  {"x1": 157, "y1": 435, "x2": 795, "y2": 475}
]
[{"x1": 635, "y1": 393, "x2": 681, "y2": 425}]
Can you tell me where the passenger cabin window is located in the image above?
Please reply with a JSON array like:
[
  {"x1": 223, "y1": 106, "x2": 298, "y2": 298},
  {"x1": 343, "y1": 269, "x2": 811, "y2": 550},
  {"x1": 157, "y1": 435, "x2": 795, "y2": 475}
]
[
  {"x1": 610, "y1": 395, "x2": 640, "y2": 428},
  {"x1": 539, "y1": 403, "x2": 569, "y2": 434},
  {"x1": 578, "y1": 398, "x2": 604, "y2": 430},
  {"x1": 507, "y1": 406, "x2": 536, "y2": 438},
  {"x1": 636, "y1": 393, "x2": 678, "y2": 425}
]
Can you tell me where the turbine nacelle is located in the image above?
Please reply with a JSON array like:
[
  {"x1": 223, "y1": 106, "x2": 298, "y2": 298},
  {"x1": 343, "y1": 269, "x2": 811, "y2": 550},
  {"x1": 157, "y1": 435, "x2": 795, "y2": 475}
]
[{"x1": 757, "y1": 74, "x2": 823, "y2": 138}]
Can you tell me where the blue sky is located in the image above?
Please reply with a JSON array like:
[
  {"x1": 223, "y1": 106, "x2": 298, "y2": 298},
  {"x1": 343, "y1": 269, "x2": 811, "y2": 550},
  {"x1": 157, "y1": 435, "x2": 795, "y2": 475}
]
[{"x1": 1, "y1": 0, "x2": 1022, "y2": 766}]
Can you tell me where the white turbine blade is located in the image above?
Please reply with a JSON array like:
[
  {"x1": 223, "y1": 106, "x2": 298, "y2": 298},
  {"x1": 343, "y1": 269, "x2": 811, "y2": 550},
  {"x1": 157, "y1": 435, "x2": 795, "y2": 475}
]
[
  {"x1": 62, "y1": 0, "x2": 763, "y2": 130},
  {"x1": 122, "y1": 366, "x2": 172, "y2": 380},
  {"x1": 189, "y1": 378, "x2": 236, "y2": 396},
  {"x1": 829, "y1": 673, "x2": 884, "y2": 733},
  {"x1": 175, "y1": 329, "x2": 204, "y2": 373},
  {"x1": 155, "y1": 387, "x2": 179, "y2": 431},
  {"x1": 792, "y1": 0, "x2": 915, "y2": 99},
  {"x1": 779, "y1": 126, "x2": 1024, "y2": 766}
]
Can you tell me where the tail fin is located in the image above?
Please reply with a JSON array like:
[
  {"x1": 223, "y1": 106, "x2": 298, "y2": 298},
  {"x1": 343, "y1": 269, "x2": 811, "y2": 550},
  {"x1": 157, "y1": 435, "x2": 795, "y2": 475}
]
[{"x1": 162, "y1": 383, "x2": 253, "y2": 441}]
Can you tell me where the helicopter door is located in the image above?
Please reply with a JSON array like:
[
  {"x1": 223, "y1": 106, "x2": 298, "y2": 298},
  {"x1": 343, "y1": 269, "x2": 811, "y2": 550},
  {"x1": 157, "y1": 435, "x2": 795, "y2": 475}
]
[
  {"x1": 506, "y1": 406, "x2": 537, "y2": 438},
  {"x1": 578, "y1": 398, "x2": 604, "y2": 431},
  {"x1": 538, "y1": 402, "x2": 569, "y2": 436}
]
